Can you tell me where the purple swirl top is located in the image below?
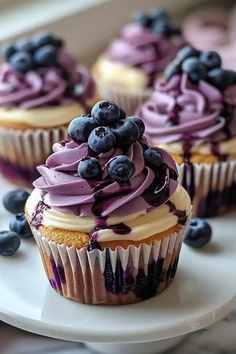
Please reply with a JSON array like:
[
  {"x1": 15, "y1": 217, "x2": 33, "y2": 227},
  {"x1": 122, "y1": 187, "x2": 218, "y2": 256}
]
[
  {"x1": 0, "y1": 40, "x2": 95, "y2": 109},
  {"x1": 138, "y1": 74, "x2": 236, "y2": 145},
  {"x1": 33, "y1": 138, "x2": 178, "y2": 218},
  {"x1": 107, "y1": 24, "x2": 185, "y2": 87}
]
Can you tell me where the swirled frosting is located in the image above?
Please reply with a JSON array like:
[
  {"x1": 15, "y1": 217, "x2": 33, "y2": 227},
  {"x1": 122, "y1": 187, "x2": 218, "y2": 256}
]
[
  {"x1": 0, "y1": 49, "x2": 95, "y2": 109},
  {"x1": 33, "y1": 138, "x2": 178, "y2": 218},
  {"x1": 138, "y1": 74, "x2": 236, "y2": 145},
  {"x1": 107, "y1": 24, "x2": 185, "y2": 87}
]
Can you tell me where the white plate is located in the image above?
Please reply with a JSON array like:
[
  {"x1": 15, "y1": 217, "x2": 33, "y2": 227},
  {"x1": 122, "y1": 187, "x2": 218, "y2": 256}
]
[{"x1": 0, "y1": 177, "x2": 235, "y2": 344}]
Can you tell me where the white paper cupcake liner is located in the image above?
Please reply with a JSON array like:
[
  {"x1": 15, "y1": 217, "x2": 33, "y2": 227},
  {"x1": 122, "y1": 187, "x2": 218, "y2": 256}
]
[
  {"x1": 178, "y1": 160, "x2": 236, "y2": 217},
  {"x1": 95, "y1": 80, "x2": 153, "y2": 116},
  {"x1": 0, "y1": 126, "x2": 68, "y2": 187},
  {"x1": 32, "y1": 226, "x2": 187, "y2": 305}
]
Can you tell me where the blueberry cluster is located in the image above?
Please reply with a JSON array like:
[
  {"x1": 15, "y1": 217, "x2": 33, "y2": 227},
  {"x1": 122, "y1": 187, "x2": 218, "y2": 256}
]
[
  {"x1": 134, "y1": 8, "x2": 181, "y2": 37},
  {"x1": 69, "y1": 101, "x2": 162, "y2": 183},
  {"x1": 0, "y1": 189, "x2": 33, "y2": 256},
  {"x1": 3, "y1": 32, "x2": 63, "y2": 73},
  {"x1": 165, "y1": 46, "x2": 236, "y2": 90}
]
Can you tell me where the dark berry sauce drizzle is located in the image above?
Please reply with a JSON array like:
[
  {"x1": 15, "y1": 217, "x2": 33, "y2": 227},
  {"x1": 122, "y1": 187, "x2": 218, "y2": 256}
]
[{"x1": 30, "y1": 201, "x2": 49, "y2": 229}]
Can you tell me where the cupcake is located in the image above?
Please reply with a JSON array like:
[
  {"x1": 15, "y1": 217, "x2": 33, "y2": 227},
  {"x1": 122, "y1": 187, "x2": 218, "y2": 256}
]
[
  {"x1": 25, "y1": 100, "x2": 191, "y2": 305},
  {"x1": 92, "y1": 9, "x2": 185, "y2": 115},
  {"x1": 137, "y1": 46, "x2": 236, "y2": 217},
  {"x1": 183, "y1": 7, "x2": 236, "y2": 70},
  {"x1": 0, "y1": 32, "x2": 96, "y2": 187}
]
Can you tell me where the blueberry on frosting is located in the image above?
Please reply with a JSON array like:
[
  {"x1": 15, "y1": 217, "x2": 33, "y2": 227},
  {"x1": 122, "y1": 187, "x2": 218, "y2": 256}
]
[
  {"x1": 182, "y1": 57, "x2": 208, "y2": 83},
  {"x1": 88, "y1": 126, "x2": 116, "y2": 153},
  {"x1": 10, "y1": 51, "x2": 33, "y2": 73},
  {"x1": 144, "y1": 149, "x2": 163, "y2": 170},
  {"x1": 108, "y1": 156, "x2": 135, "y2": 183},
  {"x1": 91, "y1": 101, "x2": 120, "y2": 126},
  {"x1": 68, "y1": 115, "x2": 98, "y2": 144},
  {"x1": 78, "y1": 157, "x2": 102, "y2": 180},
  {"x1": 112, "y1": 119, "x2": 140, "y2": 149}
]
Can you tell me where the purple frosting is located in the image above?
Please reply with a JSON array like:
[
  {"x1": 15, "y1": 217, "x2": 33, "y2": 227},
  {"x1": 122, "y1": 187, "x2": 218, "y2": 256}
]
[
  {"x1": 0, "y1": 49, "x2": 95, "y2": 109},
  {"x1": 107, "y1": 24, "x2": 185, "y2": 87},
  {"x1": 138, "y1": 74, "x2": 236, "y2": 145},
  {"x1": 33, "y1": 138, "x2": 178, "y2": 218}
]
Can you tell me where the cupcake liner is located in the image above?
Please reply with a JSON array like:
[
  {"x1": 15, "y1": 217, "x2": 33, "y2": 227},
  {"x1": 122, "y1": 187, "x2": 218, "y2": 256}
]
[
  {"x1": 0, "y1": 126, "x2": 68, "y2": 187},
  {"x1": 95, "y1": 80, "x2": 153, "y2": 116},
  {"x1": 178, "y1": 160, "x2": 236, "y2": 217},
  {"x1": 32, "y1": 227, "x2": 186, "y2": 305}
]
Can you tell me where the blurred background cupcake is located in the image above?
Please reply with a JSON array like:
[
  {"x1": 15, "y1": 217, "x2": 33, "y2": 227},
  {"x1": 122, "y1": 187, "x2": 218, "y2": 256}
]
[
  {"x1": 183, "y1": 6, "x2": 236, "y2": 70},
  {"x1": 0, "y1": 32, "x2": 97, "y2": 188},
  {"x1": 26, "y1": 100, "x2": 191, "y2": 305},
  {"x1": 92, "y1": 8, "x2": 185, "y2": 115},
  {"x1": 138, "y1": 46, "x2": 236, "y2": 217}
]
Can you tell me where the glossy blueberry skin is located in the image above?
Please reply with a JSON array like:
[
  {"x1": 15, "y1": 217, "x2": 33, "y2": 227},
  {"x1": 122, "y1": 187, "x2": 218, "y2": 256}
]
[
  {"x1": 108, "y1": 156, "x2": 135, "y2": 183},
  {"x1": 134, "y1": 12, "x2": 152, "y2": 28},
  {"x1": 176, "y1": 46, "x2": 200, "y2": 64},
  {"x1": 112, "y1": 119, "x2": 139, "y2": 149},
  {"x1": 68, "y1": 115, "x2": 98, "y2": 143},
  {"x1": 199, "y1": 51, "x2": 221, "y2": 70},
  {"x1": 164, "y1": 62, "x2": 181, "y2": 81},
  {"x1": 144, "y1": 148, "x2": 163, "y2": 170},
  {"x1": 153, "y1": 21, "x2": 172, "y2": 37},
  {"x1": 33, "y1": 44, "x2": 57, "y2": 67},
  {"x1": 91, "y1": 101, "x2": 120, "y2": 126},
  {"x1": 184, "y1": 218, "x2": 212, "y2": 248},
  {"x1": 128, "y1": 116, "x2": 145, "y2": 139},
  {"x1": 10, "y1": 52, "x2": 33, "y2": 73},
  {"x1": 150, "y1": 8, "x2": 168, "y2": 23},
  {"x1": 88, "y1": 126, "x2": 116, "y2": 153},
  {"x1": 17, "y1": 38, "x2": 35, "y2": 53},
  {"x1": 207, "y1": 69, "x2": 236, "y2": 91},
  {"x1": 78, "y1": 158, "x2": 102, "y2": 180},
  {"x1": 182, "y1": 57, "x2": 208, "y2": 83},
  {"x1": 3, "y1": 189, "x2": 29, "y2": 214},
  {"x1": 4, "y1": 44, "x2": 16, "y2": 60},
  {"x1": 9, "y1": 213, "x2": 33, "y2": 239},
  {"x1": 33, "y1": 32, "x2": 63, "y2": 49},
  {"x1": 0, "y1": 231, "x2": 21, "y2": 256}
]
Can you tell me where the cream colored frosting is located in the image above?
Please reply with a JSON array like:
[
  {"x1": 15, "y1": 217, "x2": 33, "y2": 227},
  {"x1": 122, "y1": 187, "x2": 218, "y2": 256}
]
[
  {"x1": 26, "y1": 185, "x2": 191, "y2": 243},
  {"x1": 158, "y1": 137, "x2": 236, "y2": 156},
  {"x1": 94, "y1": 57, "x2": 148, "y2": 91},
  {"x1": 0, "y1": 103, "x2": 84, "y2": 128}
]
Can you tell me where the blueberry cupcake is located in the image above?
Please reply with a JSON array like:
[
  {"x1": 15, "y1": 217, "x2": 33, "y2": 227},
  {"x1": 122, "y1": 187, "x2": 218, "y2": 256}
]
[
  {"x1": 92, "y1": 9, "x2": 185, "y2": 115},
  {"x1": 25, "y1": 100, "x2": 191, "y2": 305},
  {"x1": 0, "y1": 32, "x2": 96, "y2": 187},
  {"x1": 138, "y1": 46, "x2": 236, "y2": 217}
]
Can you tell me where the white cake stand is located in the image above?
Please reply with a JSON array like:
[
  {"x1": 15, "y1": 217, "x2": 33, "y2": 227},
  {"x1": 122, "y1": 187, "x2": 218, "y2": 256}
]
[{"x1": 0, "y1": 178, "x2": 236, "y2": 354}]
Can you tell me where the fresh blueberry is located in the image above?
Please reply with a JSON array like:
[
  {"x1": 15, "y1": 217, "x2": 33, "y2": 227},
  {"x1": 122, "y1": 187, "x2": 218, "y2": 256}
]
[
  {"x1": 108, "y1": 156, "x2": 135, "y2": 183},
  {"x1": 119, "y1": 108, "x2": 126, "y2": 120},
  {"x1": 3, "y1": 189, "x2": 29, "y2": 214},
  {"x1": 164, "y1": 62, "x2": 181, "y2": 81},
  {"x1": 182, "y1": 57, "x2": 208, "y2": 83},
  {"x1": 134, "y1": 12, "x2": 152, "y2": 28},
  {"x1": 78, "y1": 157, "x2": 102, "y2": 180},
  {"x1": 32, "y1": 32, "x2": 61, "y2": 49},
  {"x1": 184, "y1": 218, "x2": 212, "y2": 248},
  {"x1": 128, "y1": 116, "x2": 145, "y2": 139},
  {"x1": 10, "y1": 52, "x2": 33, "y2": 73},
  {"x1": 199, "y1": 51, "x2": 221, "y2": 70},
  {"x1": 144, "y1": 148, "x2": 163, "y2": 170},
  {"x1": 9, "y1": 213, "x2": 33, "y2": 239},
  {"x1": 153, "y1": 21, "x2": 172, "y2": 37},
  {"x1": 150, "y1": 8, "x2": 168, "y2": 23},
  {"x1": 3, "y1": 44, "x2": 16, "y2": 60},
  {"x1": 88, "y1": 126, "x2": 116, "y2": 153},
  {"x1": 17, "y1": 38, "x2": 35, "y2": 53},
  {"x1": 112, "y1": 119, "x2": 139, "y2": 149},
  {"x1": 68, "y1": 115, "x2": 98, "y2": 144},
  {"x1": 91, "y1": 101, "x2": 120, "y2": 126},
  {"x1": 176, "y1": 46, "x2": 200, "y2": 64},
  {"x1": 33, "y1": 44, "x2": 57, "y2": 67},
  {"x1": 207, "y1": 68, "x2": 236, "y2": 91},
  {"x1": 0, "y1": 231, "x2": 21, "y2": 256}
]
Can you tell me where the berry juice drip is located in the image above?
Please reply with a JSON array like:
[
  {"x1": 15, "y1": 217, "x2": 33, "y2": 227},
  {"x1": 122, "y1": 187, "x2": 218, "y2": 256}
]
[
  {"x1": 165, "y1": 200, "x2": 187, "y2": 225},
  {"x1": 182, "y1": 142, "x2": 196, "y2": 200},
  {"x1": 30, "y1": 201, "x2": 48, "y2": 229},
  {"x1": 143, "y1": 166, "x2": 170, "y2": 206},
  {"x1": 210, "y1": 142, "x2": 228, "y2": 161}
]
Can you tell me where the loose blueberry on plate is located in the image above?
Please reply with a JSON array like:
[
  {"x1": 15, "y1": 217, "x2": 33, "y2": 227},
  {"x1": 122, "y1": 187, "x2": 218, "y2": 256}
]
[
  {"x1": 68, "y1": 115, "x2": 98, "y2": 143},
  {"x1": 3, "y1": 189, "x2": 29, "y2": 214},
  {"x1": 182, "y1": 57, "x2": 208, "y2": 83},
  {"x1": 88, "y1": 126, "x2": 116, "y2": 153},
  {"x1": 207, "y1": 68, "x2": 236, "y2": 91},
  {"x1": 33, "y1": 44, "x2": 57, "y2": 67},
  {"x1": 9, "y1": 213, "x2": 33, "y2": 239},
  {"x1": 10, "y1": 52, "x2": 33, "y2": 73},
  {"x1": 4, "y1": 44, "x2": 16, "y2": 60},
  {"x1": 0, "y1": 231, "x2": 21, "y2": 256},
  {"x1": 199, "y1": 51, "x2": 221, "y2": 70},
  {"x1": 144, "y1": 148, "x2": 163, "y2": 170},
  {"x1": 128, "y1": 116, "x2": 145, "y2": 139},
  {"x1": 108, "y1": 156, "x2": 135, "y2": 183},
  {"x1": 78, "y1": 158, "x2": 102, "y2": 180},
  {"x1": 176, "y1": 46, "x2": 199, "y2": 64},
  {"x1": 91, "y1": 101, "x2": 120, "y2": 126},
  {"x1": 112, "y1": 119, "x2": 139, "y2": 149},
  {"x1": 184, "y1": 218, "x2": 212, "y2": 248}
]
